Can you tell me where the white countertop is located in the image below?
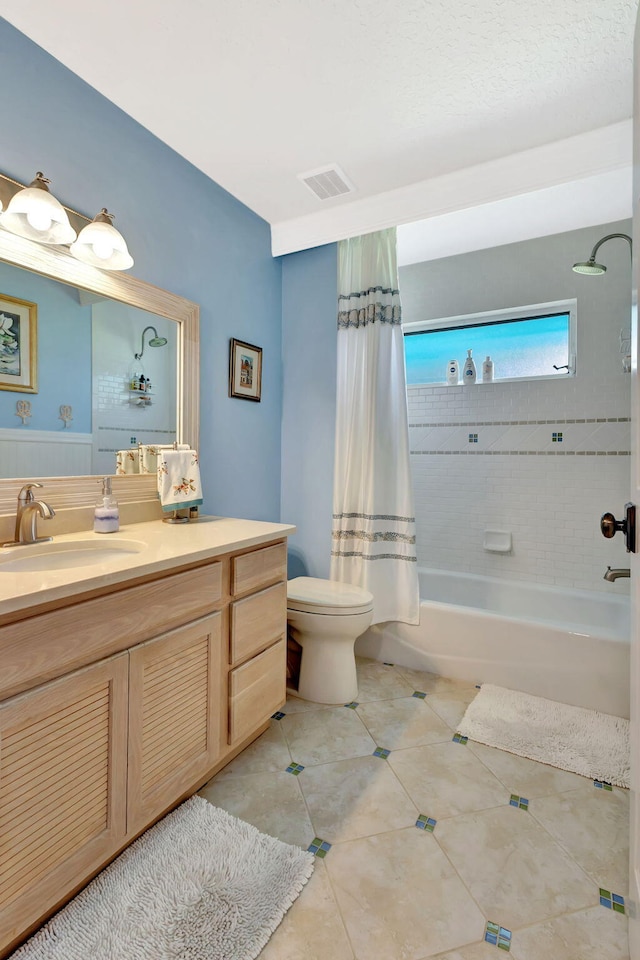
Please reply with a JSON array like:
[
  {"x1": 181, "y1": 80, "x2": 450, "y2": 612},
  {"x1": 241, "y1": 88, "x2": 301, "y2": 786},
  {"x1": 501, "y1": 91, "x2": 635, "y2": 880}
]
[{"x1": 0, "y1": 516, "x2": 295, "y2": 618}]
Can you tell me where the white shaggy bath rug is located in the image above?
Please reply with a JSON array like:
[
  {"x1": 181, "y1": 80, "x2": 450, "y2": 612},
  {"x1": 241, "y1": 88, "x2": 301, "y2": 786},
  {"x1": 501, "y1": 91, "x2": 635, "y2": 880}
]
[
  {"x1": 11, "y1": 795, "x2": 314, "y2": 960},
  {"x1": 457, "y1": 684, "x2": 630, "y2": 788}
]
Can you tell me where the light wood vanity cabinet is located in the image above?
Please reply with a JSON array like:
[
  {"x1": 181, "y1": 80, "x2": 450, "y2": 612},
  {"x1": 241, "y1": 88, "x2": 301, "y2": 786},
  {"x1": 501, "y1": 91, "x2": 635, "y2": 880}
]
[{"x1": 0, "y1": 536, "x2": 288, "y2": 957}]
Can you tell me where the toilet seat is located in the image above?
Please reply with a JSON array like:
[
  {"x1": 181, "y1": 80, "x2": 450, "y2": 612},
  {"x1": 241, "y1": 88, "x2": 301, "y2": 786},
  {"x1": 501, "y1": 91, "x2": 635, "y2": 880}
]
[{"x1": 287, "y1": 576, "x2": 373, "y2": 617}]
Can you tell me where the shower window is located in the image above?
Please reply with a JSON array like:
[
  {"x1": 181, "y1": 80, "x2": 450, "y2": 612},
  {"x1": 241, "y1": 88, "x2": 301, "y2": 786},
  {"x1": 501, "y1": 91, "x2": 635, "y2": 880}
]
[{"x1": 404, "y1": 299, "x2": 576, "y2": 385}]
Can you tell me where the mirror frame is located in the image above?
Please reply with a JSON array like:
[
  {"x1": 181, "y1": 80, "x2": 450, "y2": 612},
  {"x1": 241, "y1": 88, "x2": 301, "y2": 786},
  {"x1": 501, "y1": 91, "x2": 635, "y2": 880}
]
[{"x1": 0, "y1": 230, "x2": 199, "y2": 517}]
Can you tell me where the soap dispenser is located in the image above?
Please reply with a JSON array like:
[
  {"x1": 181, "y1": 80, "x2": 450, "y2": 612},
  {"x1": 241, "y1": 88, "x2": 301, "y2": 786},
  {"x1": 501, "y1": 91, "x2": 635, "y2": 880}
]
[
  {"x1": 94, "y1": 477, "x2": 120, "y2": 534},
  {"x1": 463, "y1": 349, "x2": 477, "y2": 384}
]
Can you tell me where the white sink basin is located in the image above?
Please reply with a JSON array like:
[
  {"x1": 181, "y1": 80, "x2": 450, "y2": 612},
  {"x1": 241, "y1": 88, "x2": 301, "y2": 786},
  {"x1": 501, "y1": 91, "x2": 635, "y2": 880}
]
[{"x1": 0, "y1": 538, "x2": 146, "y2": 573}]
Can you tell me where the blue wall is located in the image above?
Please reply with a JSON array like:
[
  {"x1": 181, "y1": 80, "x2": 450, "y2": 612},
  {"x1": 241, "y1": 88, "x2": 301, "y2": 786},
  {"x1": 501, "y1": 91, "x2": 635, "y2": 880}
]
[
  {"x1": 0, "y1": 261, "x2": 92, "y2": 431},
  {"x1": 0, "y1": 19, "x2": 282, "y2": 521},
  {"x1": 281, "y1": 243, "x2": 337, "y2": 577}
]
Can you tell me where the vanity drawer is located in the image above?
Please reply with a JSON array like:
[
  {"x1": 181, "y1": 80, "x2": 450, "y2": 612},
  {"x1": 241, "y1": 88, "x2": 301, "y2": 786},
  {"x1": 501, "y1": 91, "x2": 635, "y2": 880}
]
[
  {"x1": 231, "y1": 541, "x2": 287, "y2": 597},
  {"x1": 0, "y1": 561, "x2": 223, "y2": 701},
  {"x1": 228, "y1": 638, "x2": 286, "y2": 745},
  {"x1": 230, "y1": 581, "x2": 287, "y2": 665}
]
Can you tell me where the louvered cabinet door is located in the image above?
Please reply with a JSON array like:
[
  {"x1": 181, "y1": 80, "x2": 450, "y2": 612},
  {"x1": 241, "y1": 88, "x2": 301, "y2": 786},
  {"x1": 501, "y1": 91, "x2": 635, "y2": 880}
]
[
  {"x1": 0, "y1": 654, "x2": 128, "y2": 951},
  {"x1": 127, "y1": 614, "x2": 223, "y2": 833}
]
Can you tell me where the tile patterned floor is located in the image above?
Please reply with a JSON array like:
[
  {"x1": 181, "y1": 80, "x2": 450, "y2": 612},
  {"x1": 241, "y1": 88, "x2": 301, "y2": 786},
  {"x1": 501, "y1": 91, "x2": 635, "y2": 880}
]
[{"x1": 199, "y1": 657, "x2": 630, "y2": 960}]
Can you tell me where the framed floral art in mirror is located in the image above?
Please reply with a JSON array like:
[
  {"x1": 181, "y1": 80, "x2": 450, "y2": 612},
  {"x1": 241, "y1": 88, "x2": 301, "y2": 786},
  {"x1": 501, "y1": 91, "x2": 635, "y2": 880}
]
[
  {"x1": 229, "y1": 338, "x2": 262, "y2": 402},
  {"x1": 0, "y1": 292, "x2": 37, "y2": 393}
]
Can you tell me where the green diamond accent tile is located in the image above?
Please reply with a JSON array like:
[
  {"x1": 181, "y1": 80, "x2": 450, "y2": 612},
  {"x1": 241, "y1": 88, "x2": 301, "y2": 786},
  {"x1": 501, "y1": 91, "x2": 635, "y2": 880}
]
[
  {"x1": 307, "y1": 837, "x2": 332, "y2": 859},
  {"x1": 486, "y1": 922, "x2": 500, "y2": 935},
  {"x1": 600, "y1": 888, "x2": 612, "y2": 899},
  {"x1": 594, "y1": 780, "x2": 614, "y2": 791},
  {"x1": 286, "y1": 762, "x2": 305, "y2": 776},
  {"x1": 613, "y1": 903, "x2": 626, "y2": 914}
]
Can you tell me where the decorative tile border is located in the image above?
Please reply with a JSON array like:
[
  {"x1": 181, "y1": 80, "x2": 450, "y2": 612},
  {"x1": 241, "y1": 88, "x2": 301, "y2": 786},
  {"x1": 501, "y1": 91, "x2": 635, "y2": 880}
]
[
  {"x1": 410, "y1": 450, "x2": 630, "y2": 456},
  {"x1": 452, "y1": 734, "x2": 468, "y2": 745},
  {"x1": 308, "y1": 837, "x2": 332, "y2": 859},
  {"x1": 600, "y1": 889, "x2": 625, "y2": 914},
  {"x1": 416, "y1": 814, "x2": 437, "y2": 832},
  {"x1": 286, "y1": 762, "x2": 305, "y2": 776},
  {"x1": 485, "y1": 921, "x2": 512, "y2": 950},
  {"x1": 409, "y1": 418, "x2": 630, "y2": 428},
  {"x1": 271, "y1": 711, "x2": 286, "y2": 721},
  {"x1": 509, "y1": 794, "x2": 529, "y2": 811},
  {"x1": 373, "y1": 747, "x2": 391, "y2": 759}
]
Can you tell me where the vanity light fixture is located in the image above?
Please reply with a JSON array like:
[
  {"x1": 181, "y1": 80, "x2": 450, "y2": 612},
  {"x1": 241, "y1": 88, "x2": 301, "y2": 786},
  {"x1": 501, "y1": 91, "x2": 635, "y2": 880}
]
[
  {"x1": 0, "y1": 172, "x2": 77, "y2": 245},
  {"x1": 70, "y1": 208, "x2": 134, "y2": 271}
]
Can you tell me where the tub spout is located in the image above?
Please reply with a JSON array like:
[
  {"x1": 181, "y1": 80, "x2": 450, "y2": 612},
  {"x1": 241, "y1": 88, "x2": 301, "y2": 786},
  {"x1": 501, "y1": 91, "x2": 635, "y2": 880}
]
[{"x1": 604, "y1": 566, "x2": 630, "y2": 581}]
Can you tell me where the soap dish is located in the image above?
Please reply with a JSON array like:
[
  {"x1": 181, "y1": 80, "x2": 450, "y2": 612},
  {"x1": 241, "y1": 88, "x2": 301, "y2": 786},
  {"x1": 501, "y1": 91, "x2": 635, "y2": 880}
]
[{"x1": 483, "y1": 530, "x2": 512, "y2": 553}]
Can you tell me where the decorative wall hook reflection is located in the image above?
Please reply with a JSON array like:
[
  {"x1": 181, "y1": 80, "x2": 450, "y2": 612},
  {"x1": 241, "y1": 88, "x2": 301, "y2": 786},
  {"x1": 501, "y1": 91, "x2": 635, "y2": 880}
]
[
  {"x1": 59, "y1": 404, "x2": 73, "y2": 428},
  {"x1": 15, "y1": 400, "x2": 31, "y2": 425}
]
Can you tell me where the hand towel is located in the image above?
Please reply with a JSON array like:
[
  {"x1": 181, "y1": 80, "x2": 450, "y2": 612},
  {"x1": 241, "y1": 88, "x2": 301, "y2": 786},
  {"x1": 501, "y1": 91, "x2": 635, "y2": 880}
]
[
  {"x1": 140, "y1": 443, "x2": 189, "y2": 474},
  {"x1": 115, "y1": 449, "x2": 139, "y2": 475},
  {"x1": 157, "y1": 449, "x2": 203, "y2": 512}
]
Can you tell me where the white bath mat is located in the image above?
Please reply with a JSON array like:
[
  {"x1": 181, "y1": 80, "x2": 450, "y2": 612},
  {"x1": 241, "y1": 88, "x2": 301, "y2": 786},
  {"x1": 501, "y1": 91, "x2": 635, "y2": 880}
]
[
  {"x1": 12, "y1": 795, "x2": 314, "y2": 960},
  {"x1": 457, "y1": 684, "x2": 630, "y2": 788}
]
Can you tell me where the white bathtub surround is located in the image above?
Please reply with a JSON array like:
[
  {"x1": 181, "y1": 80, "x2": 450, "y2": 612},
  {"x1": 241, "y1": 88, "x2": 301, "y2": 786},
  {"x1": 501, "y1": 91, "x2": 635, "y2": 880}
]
[
  {"x1": 12, "y1": 795, "x2": 314, "y2": 960},
  {"x1": 401, "y1": 221, "x2": 632, "y2": 595},
  {"x1": 458, "y1": 684, "x2": 630, "y2": 788},
  {"x1": 331, "y1": 228, "x2": 419, "y2": 624},
  {"x1": 356, "y1": 567, "x2": 630, "y2": 717}
]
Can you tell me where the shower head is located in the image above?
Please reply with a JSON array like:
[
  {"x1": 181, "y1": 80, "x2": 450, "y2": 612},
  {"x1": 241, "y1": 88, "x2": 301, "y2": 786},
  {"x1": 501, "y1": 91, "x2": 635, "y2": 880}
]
[
  {"x1": 572, "y1": 232, "x2": 632, "y2": 276},
  {"x1": 572, "y1": 259, "x2": 607, "y2": 276},
  {"x1": 134, "y1": 325, "x2": 168, "y2": 359}
]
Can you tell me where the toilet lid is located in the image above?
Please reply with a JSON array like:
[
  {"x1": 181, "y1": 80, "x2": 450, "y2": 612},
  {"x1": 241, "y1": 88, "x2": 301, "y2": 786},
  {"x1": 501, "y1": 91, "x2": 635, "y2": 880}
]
[{"x1": 287, "y1": 577, "x2": 374, "y2": 616}]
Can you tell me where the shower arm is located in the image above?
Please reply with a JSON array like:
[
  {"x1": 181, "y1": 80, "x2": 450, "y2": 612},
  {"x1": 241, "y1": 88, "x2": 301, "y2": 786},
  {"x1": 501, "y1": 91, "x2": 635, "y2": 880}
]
[
  {"x1": 588, "y1": 233, "x2": 633, "y2": 264},
  {"x1": 135, "y1": 326, "x2": 158, "y2": 361}
]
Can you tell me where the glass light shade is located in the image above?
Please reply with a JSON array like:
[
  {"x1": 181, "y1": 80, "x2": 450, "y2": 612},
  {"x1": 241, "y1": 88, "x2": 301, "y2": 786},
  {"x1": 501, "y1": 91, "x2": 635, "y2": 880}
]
[
  {"x1": 0, "y1": 176, "x2": 76, "y2": 245},
  {"x1": 70, "y1": 214, "x2": 134, "y2": 271}
]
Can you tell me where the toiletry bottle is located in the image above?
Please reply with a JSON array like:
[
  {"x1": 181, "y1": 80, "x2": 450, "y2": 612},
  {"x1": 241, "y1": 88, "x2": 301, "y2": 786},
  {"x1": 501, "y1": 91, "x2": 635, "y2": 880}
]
[
  {"x1": 482, "y1": 356, "x2": 494, "y2": 382},
  {"x1": 446, "y1": 359, "x2": 459, "y2": 385},
  {"x1": 463, "y1": 349, "x2": 476, "y2": 384},
  {"x1": 94, "y1": 477, "x2": 120, "y2": 534}
]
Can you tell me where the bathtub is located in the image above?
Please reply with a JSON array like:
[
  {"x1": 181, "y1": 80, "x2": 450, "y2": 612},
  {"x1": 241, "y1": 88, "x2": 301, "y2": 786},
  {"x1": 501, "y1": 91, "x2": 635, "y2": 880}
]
[{"x1": 356, "y1": 567, "x2": 630, "y2": 717}]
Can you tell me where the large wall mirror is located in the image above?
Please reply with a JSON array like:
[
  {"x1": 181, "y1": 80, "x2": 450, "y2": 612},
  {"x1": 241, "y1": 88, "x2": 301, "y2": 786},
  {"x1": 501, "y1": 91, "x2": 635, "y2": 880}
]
[{"x1": 0, "y1": 230, "x2": 198, "y2": 514}]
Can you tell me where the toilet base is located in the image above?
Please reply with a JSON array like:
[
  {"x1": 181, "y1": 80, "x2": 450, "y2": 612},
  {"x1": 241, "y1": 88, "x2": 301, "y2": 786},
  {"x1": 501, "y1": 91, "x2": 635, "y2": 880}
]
[{"x1": 290, "y1": 626, "x2": 358, "y2": 704}]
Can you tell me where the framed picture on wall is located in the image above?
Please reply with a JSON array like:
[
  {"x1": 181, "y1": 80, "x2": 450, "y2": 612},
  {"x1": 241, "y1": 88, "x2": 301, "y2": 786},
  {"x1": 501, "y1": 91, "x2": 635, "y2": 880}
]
[
  {"x1": 0, "y1": 293, "x2": 37, "y2": 393},
  {"x1": 229, "y1": 338, "x2": 262, "y2": 402}
]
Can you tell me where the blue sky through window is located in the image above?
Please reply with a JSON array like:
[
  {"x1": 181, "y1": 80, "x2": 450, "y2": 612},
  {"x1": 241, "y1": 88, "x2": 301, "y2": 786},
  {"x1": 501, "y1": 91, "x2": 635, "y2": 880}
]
[{"x1": 404, "y1": 313, "x2": 570, "y2": 384}]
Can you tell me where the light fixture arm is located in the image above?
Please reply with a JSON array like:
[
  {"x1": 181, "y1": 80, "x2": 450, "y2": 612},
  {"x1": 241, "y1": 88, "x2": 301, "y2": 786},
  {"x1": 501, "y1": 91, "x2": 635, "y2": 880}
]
[{"x1": 589, "y1": 233, "x2": 633, "y2": 264}]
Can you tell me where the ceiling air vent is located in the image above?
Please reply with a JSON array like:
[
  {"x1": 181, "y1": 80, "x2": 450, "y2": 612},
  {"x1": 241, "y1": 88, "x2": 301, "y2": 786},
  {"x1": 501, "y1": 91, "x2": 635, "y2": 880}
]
[{"x1": 298, "y1": 164, "x2": 355, "y2": 201}]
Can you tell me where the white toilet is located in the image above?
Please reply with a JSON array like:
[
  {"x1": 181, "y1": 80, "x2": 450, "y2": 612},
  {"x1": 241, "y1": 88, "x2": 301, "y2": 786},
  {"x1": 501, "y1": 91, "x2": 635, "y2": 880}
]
[{"x1": 287, "y1": 577, "x2": 374, "y2": 704}]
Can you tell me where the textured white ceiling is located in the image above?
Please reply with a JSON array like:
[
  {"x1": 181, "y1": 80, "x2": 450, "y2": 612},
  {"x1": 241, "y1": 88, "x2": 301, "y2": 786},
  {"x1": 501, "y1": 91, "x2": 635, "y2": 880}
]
[{"x1": 0, "y1": 0, "x2": 636, "y2": 235}]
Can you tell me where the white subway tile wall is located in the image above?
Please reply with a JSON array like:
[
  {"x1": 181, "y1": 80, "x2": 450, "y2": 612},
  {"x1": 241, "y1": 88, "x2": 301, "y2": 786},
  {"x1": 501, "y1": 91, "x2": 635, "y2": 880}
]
[{"x1": 402, "y1": 221, "x2": 632, "y2": 595}]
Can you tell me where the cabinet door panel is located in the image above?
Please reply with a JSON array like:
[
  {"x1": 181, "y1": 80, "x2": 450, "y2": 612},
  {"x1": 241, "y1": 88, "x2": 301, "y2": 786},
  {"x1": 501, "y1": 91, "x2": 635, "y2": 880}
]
[
  {"x1": 229, "y1": 638, "x2": 286, "y2": 745},
  {"x1": 128, "y1": 614, "x2": 223, "y2": 833},
  {"x1": 0, "y1": 654, "x2": 128, "y2": 951}
]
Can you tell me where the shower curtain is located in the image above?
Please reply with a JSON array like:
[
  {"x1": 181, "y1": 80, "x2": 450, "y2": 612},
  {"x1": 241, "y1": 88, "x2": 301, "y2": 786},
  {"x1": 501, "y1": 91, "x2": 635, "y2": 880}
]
[{"x1": 330, "y1": 227, "x2": 419, "y2": 625}]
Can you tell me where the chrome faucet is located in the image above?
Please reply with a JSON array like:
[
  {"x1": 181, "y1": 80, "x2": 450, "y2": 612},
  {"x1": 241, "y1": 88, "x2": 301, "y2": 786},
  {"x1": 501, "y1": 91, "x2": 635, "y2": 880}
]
[
  {"x1": 604, "y1": 566, "x2": 630, "y2": 582},
  {"x1": 2, "y1": 483, "x2": 55, "y2": 548}
]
